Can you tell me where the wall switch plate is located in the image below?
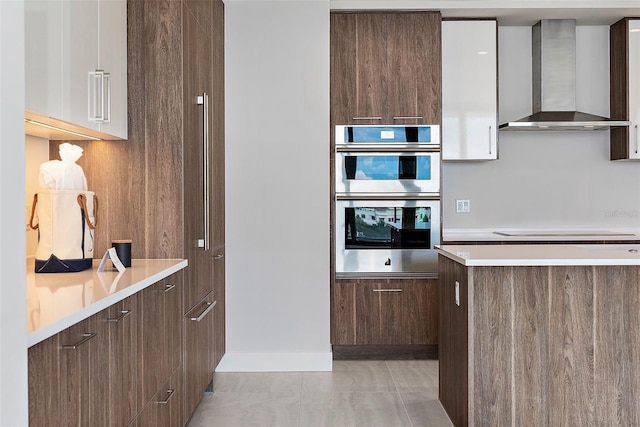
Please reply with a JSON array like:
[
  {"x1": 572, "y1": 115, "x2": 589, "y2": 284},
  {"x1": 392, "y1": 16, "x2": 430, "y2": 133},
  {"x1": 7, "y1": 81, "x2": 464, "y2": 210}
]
[
  {"x1": 455, "y1": 281, "x2": 460, "y2": 306},
  {"x1": 456, "y1": 199, "x2": 470, "y2": 213}
]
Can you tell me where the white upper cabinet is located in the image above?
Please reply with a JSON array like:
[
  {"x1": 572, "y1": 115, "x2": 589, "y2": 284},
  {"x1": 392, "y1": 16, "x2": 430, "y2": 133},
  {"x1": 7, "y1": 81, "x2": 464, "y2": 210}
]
[
  {"x1": 630, "y1": 20, "x2": 640, "y2": 160},
  {"x1": 26, "y1": 0, "x2": 128, "y2": 140},
  {"x1": 442, "y1": 20, "x2": 498, "y2": 160}
]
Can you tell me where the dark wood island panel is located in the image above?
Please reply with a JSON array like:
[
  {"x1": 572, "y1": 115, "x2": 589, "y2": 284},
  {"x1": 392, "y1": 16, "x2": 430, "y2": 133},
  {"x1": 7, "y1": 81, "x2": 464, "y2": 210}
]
[{"x1": 439, "y1": 255, "x2": 640, "y2": 426}]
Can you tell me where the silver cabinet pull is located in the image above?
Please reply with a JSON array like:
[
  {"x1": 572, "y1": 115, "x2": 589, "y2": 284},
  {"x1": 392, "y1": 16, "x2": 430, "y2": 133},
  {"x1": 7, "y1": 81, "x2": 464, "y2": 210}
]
[
  {"x1": 107, "y1": 310, "x2": 131, "y2": 323},
  {"x1": 157, "y1": 389, "x2": 175, "y2": 404},
  {"x1": 88, "y1": 69, "x2": 111, "y2": 123},
  {"x1": 214, "y1": 254, "x2": 224, "y2": 260},
  {"x1": 197, "y1": 93, "x2": 210, "y2": 251},
  {"x1": 163, "y1": 283, "x2": 176, "y2": 293},
  {"x1": 353, "y1": 117, "x2": 382, "y2": 120},
  {"x1": 373, "y1": 289, "x2": 403, "y2": 292},
  {"x1": 393, "y1": 116, "x2": 423, "y2": 120},
  {"x1": 635, "y1": 124, "x2": 638, "y2": 154},
  {"x1": 190, "y1": 300, "x2": 217, "y2": 322},
  {"x1": 62, "y1": 333, "x2": 96, "y2": 350}
]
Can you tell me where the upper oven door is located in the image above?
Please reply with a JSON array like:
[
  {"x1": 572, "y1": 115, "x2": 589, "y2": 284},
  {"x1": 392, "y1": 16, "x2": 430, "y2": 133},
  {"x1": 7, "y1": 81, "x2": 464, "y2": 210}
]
[
  {"x1": 335, "y1": 124, "x2": 440, "y2": 151},
  {"x1": 336, "y1": 151, "x2": 440, "y2": 196}
]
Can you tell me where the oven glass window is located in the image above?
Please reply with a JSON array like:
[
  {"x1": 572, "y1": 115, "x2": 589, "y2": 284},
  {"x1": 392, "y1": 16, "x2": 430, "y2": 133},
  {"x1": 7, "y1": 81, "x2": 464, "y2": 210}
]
[
  {"x1": 345, "y1": 207, "x2": 431, "y2": 249},
  {"x1": 344, "y1": 155, "x2": 432, "y2": 180}
]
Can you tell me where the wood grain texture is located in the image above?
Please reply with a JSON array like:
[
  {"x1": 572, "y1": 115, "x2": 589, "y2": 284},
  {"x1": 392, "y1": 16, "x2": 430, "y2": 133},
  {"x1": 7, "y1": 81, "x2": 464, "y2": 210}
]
[
  {"x1": 549, "y1": 266, "x2": 595, "y2": 427},
  {"x1": 28, "y1": 335, "x2": 60, "y2": 426},
  {"x1": 472, "y1": 266, "x2": 512, "y2": 426},
  {"x1": 332, "y1": 344, "x2": 438, "y2": 360},
  {"x1": 211, "y1": 27, "x2": 225, "y2": 250},
  {"x1": 334, "y1": 277, "x2": 438, "y2": 347},
  {"x1": 388, "y1": 12, "x2": 441, "y2": 124},
  {"x1": 513, "y1": 266, "x2": 550, "y2": 427},
  {"x1": 437, "y1": 255, "x2": 468, "y2": 427},
  {"x1": 107, "y1": 295, "x2": 138, "y2": 427},
  {"x1": 594, "y1": 266, "x2": 640, "y2": 426},
  {"x1": 356, "y1": 13, "x2": 389, "y2": 121},
  {"x1": 330, "y1": 13, "x2": 358, "y2": 126},
  {"x1": 213, "y1": 246, "x2": 226, "y2": 368},
  {"x1": 610, "y1": 18, "x2": 629, "y2": 160}
]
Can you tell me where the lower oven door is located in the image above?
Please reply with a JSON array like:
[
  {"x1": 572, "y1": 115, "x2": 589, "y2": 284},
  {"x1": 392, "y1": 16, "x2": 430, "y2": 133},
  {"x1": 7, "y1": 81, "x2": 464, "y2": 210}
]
[{"x1": 335, "y1": 198, "x2": 440, "y2": 275}]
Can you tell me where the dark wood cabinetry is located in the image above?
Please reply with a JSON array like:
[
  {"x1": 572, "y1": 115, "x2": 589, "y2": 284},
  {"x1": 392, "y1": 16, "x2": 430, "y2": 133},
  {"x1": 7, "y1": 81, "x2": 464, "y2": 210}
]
[
  {"x1": 332, "y1": 277, "x2": 438, "y2": 357},
  {"x1": 330, "y1": 11, "x2": 441, "y2": 126}
]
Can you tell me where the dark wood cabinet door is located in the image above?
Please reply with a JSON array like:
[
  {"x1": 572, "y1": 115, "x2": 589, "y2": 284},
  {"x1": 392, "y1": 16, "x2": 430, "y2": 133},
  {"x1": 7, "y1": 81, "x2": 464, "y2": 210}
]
[
  {"x1": 213, "y1": 246, "x2": 226, "y2": 368},
  {"x1": 165, "y1": 272, "x2": 184, "y2": 374},
  {"x1": 106, "y1": 295, "x2": 138, "y2": 427},
  {"x1": 183, "y1": 0, "x2": 215, "y2": 314},
  {"x1": 28, "y1": 335, "x2": 60, "y2": 426},
  {"x1": 183, "y1": 291, "x2": 215, "y2": 425},
  {"x1": 330, "y1": 13, "x2": 358, "y2": 126},
  {"x1": 138, "y1": 281, "x2": 169, "y2": 406},
  {"x1": 58, "y1": 313, "x2": 109, "y2": 427},
  {"x1": 332, "y1": 280, "x2": 356, "y2": 345},
  {"x1": 354, "y1": 13, "x2": 388, "y2": 123},
  {"x1": 211, "y1": 32, "x2": 225, "y2": 250},
  {"x1": 354, "y1": 281, "x2": 382, "y2": 344},
  {"x1": 388, "y1": 12, "x2": 441, "y2": 125}
]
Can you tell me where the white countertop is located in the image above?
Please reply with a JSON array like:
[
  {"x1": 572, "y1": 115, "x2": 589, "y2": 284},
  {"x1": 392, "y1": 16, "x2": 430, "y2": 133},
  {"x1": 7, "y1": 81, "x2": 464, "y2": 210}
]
[
  {"x1": 27, "y1": 258, "x2": 188, "y2": 347},
  {"x1": 436, "y1": 244, "x2": 640, "y2": 267},
  {"x1": 443, "y1": 227, "x2": 640, "y2": 243}
]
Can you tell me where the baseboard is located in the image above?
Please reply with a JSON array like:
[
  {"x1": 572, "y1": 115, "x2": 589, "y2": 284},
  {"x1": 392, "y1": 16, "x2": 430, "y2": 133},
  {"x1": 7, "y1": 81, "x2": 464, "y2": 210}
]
[
  {"x1": 332, "y1": 344, "x2": 438, "y2": 360},
  {"x1": 214, "y1": 352, "x2": 333, "y2": 372}
]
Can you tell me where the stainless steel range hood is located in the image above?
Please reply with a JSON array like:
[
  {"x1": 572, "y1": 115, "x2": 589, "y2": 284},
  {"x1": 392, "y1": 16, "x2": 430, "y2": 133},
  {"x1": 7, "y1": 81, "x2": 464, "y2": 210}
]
[{"x1": 500, "y1": 19, "x2": 630, "y2": 131}]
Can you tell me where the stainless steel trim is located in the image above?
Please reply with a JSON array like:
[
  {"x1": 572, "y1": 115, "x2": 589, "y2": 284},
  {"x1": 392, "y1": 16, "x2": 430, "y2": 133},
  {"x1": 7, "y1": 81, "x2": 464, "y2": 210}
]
[
  {"x1": 335, "y1": 144, "x2": 440, "y2": 152},
  {"x1": 214, "y1": 254, "x2": 224, "y2": 260},
  {"x1": 197, "y1": 94, "x2": 210, "y2": 251},
  {"x1": 107, "y1": 310, "x2": 131, "y2": 323},
  {"x1": 336, "y1": 193, "x2": 440, "y2": 201},
  {"x1": 500, "y1": 120, "x2": 631, "y2": 131},
  {"x1": 336, "y1": 271, "x2": 439, "y2": 279},
  {"x1": 335, "y1": 124, "x2": 441, "y2": 146},
  {"x1": 353, "y1": 117, "x2": 383, "y2": 120},
  {"x1": 635, "y1": 124, "x2": 638, "y2": 154},
  {"x1": 488, "y1": 125, "x2": 492, "y2": 155},
  {"x1": 157, "y1": 389, "x2": 175, "y2": 404},
  {"x1": 62, "y1": 333, "x2": 96, "y2": 350},
  {"x1": 393, "y1": 116, "x2": 423, "y2": 120},
  {"x1": 373, "y1": 289, "x2": 402, "y2": 292},
  {"x1": 190, "y1": 300, "x2": 216, "y2": 322}
]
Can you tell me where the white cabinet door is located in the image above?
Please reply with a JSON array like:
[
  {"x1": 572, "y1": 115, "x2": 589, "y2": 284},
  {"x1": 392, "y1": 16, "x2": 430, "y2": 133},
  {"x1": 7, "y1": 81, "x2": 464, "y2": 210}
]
[
  {"x1": 25, "y1": 0, "x2": 128, "y2": 140},
  {"x1": 25, "y1": 1, "x2": 64, "y2": 118},
  {"x1": 442, "y1": 20, "x2": 498, "y2": 160},
  {"x1": 628, "y1": 19, "x2": 640, "y2": 159}
]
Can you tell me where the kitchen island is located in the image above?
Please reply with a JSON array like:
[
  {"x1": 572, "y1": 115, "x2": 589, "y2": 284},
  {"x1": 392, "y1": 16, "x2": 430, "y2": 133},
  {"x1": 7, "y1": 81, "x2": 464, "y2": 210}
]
[{"x1": 436, "y1": 244, "x2": 640, "y2": 427}]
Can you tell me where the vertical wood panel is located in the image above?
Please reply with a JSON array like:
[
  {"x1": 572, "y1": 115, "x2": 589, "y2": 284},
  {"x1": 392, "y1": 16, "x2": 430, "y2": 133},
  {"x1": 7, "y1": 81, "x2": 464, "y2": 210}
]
[
  {"x1": 549, "y1": 266, "x2": 595, "y2": 427},
  {"x1": 609, "y1": 18, "x2": 629, "y2": 160},
  {"x1": 472, "y1": 266, "x2": 512, "y2": 426},
  {"x1": 594, "y1": 266, "x2": 640, "y2": 426},
  {"x1": 355, "y1": 13, "x2": 388, "y2": 121},
  {"x1": 355, "y1": 280, "x2": 381, "y2": 344},
  {"x1": 513, "y1": 266, "x2": 550, "y2": 426},
  {"x1": 330, "y1": 13, "x2": 357, "y2": 126},
  {"x1": 28, "y1": 335, "x2": 60, "y2": 426},
  {"x1": 332, "y1": 279, "x2": 356, "y2": 345}
]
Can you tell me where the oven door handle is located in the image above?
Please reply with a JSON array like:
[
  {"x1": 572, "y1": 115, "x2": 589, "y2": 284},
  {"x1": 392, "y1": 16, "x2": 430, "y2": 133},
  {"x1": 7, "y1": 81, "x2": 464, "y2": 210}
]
[{"x1": 336, "y1": 193, "x2": 440, "y2": 201}]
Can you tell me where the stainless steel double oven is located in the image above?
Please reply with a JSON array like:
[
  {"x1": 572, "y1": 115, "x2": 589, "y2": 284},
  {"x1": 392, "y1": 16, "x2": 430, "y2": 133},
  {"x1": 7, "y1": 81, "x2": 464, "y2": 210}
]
[{"x1": 335, "y1": 125, "x2": 441, "y2": 275}]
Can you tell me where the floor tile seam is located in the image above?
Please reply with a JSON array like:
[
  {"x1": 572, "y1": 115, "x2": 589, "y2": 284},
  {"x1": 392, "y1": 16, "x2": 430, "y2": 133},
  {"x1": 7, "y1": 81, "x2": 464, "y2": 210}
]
[{"x1": 386, "y1": 360, "x2": 416, "y2": 427}]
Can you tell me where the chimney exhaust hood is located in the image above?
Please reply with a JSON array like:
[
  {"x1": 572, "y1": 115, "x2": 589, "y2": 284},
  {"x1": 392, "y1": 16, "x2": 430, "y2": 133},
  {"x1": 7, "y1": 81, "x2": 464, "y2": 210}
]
[{"x1": 499, "y1": 19, "x2": 630, "y2": 131}]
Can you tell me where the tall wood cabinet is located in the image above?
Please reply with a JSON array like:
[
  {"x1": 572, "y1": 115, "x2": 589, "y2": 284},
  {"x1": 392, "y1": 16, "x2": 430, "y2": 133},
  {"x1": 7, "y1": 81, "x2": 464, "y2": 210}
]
[
  {"x1": 330, "y1": 11, "x2": 441, "y2": 126},
  {"x1": 47, "y1": 0, "x2": 225, "y2": 423},
  {"x1": 610, "y1": 18, "x2": 640, "y2": 160}
]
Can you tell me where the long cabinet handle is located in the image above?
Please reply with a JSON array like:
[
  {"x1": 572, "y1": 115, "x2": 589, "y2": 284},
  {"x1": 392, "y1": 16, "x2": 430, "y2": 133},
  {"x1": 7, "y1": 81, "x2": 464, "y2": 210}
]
[
  {"x1": 214, "y1": 254, "x2": 224, "y2": 260},
  {"x1": 373, "y1": 289, "x2": 403, "y2": 292},
  {"x1": 88, "y1": 69, "x2": 111, "y2": 123},
  {"x1": 154, "y1": 283, "x2": 176, "y2": 293},
  {"x1": 197, "y1": 93, "x2": 210, "y2": 251},
  {"x1": 393, "y1": 116, "x2": 423, "y2": 120},
  {"x1": 157, "y1": 389, "x2": 175, "y2": 404},
  {"x1": 62, "y1": 333, "x2": 96, "y2": 350},
  {"x1": 352, "y1": 117, "x2": 382, "y2": 120},
  {"x1": 107, "y1": 310, "x2": 131, "y2": 323},
  {"x1": 635, "y1": 124, "x2": 638, "y2": 154},
  {"x1": 190, "y1": 300, "x2": 217, "y2": 322}
]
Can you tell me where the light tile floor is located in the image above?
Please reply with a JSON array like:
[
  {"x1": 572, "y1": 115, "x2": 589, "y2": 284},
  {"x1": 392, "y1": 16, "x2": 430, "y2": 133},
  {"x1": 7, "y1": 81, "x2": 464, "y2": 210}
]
[{"x1": 187, "y1": 360, "x2": 454, "y2": 427}]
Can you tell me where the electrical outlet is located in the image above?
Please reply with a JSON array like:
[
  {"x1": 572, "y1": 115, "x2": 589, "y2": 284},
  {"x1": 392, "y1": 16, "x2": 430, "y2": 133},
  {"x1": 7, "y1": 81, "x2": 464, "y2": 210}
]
[{"x1": 456, "y1": 199, "x2": 470, "y2": 213}]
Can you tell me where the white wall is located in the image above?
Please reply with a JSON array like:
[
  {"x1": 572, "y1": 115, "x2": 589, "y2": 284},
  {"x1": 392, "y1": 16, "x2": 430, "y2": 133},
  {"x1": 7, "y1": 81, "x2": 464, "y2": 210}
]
[
  {"x1": 220, "y1": 0, "x2": 331, "y2": 371},
  {"x1": 442, "y1": 25, "x2": 640, "y2": 231},
  {"x1": 0, "y1": 0, "x2": 29, "y2": 425}
]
